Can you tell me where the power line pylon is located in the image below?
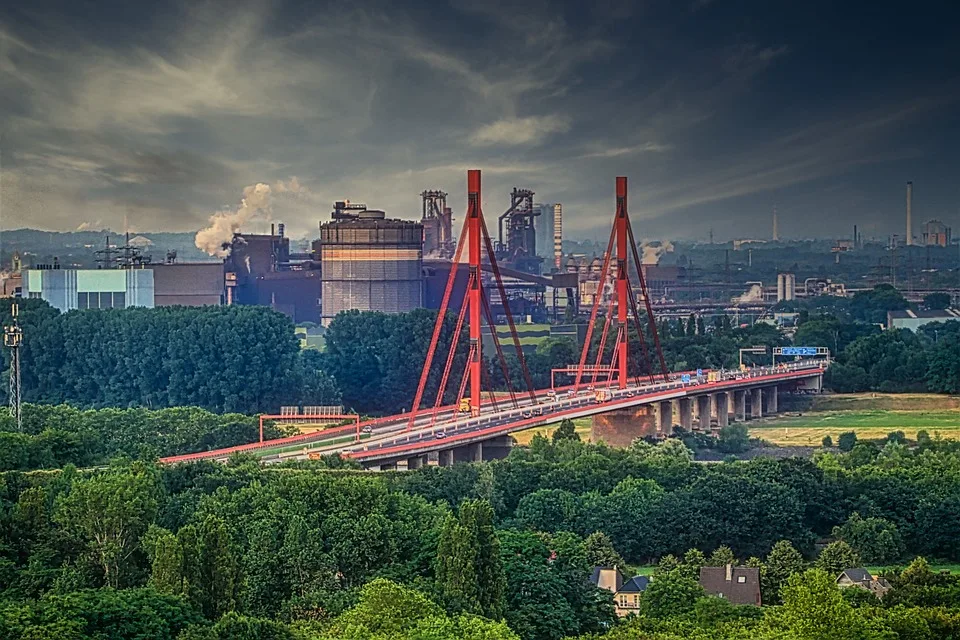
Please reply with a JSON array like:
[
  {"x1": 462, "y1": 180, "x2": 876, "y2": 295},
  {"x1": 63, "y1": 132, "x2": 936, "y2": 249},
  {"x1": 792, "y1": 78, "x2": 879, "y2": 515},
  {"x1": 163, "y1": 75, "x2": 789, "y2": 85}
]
[{"x1": 4, "y1": 302, "x2": 23, "y2": 431}]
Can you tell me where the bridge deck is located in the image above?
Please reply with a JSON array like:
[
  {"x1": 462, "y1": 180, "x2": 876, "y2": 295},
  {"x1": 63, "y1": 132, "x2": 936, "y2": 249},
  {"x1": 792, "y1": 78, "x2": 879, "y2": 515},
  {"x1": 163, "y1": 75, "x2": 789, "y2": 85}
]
[{"x1": 160, "y1": 361, "x2": 826, "y2": 466}]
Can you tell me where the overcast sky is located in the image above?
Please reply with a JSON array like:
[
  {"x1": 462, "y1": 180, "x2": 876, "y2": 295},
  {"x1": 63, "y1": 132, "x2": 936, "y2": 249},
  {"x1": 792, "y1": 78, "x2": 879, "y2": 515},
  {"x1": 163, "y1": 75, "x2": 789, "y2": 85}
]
[{"x1": 1, "y1": 0, "x2": 958, "y2": 244}]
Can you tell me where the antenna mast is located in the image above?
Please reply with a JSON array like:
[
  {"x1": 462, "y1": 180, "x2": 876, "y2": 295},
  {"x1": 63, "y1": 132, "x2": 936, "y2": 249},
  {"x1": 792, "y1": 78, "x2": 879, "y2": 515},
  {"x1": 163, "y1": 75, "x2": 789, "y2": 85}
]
[{"x1": 4, "y1": 302, "x2": 23, "y2": 431}]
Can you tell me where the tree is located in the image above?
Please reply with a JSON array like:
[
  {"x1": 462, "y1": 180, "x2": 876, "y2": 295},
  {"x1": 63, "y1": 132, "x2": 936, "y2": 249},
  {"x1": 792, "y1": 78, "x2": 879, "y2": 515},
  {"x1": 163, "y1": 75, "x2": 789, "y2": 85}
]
[
  {"x1": 837, "y1": 431, "x2": 858, "y2": 452},
  {"x1": 923, "y1": 292, "x2": 951, "y2": 310},
  {"x1": 143, "y1": 525, "x2": 187, "y2": 597},
  {"x1": 196, "y1": 515, "x2": 238, "y2": 619},
  {"x1": 814, "y1": 541, "x2": 860, "y2": 578},
  {"x1": 763, "y1": 540, "x2": 806, "y2": 605},
  {"x1": 640, "y1": 569, "x2": 705, "y2": 618},
  {"x1": 583, "y1": 532, "x2": 624, "y2": 569},
  {"x1": 771, "y1": 569, "x2": 867, "y2": 640},
  {"x1": 677, "y1": 549, "x2": 706, "y2": 581},
  {"x1": 707, "y1": 546, "x2": 736, "y2": 567},
  {"x1": 53, "y1": 464, "x2": 160, "y2": 588},
  {"x1": 436, "y1": 500, "x2": 505, "y2": 619},
  {"x1": 552, "y1": 419, "x2": 580, "y2": 443},
  {"x1": 822, "y1": 435, "x2": 833, "y2": 448},
  {"x1": 499, "y1": 530, "x2": 614, "y2": 640},
  {"x1": 179, "y1": 612, "x2": 296, "y2": 640},
  {"x1": 926, "y1": 335, "x2": 960, "y2": 394},
  {"x1": 832, "y1": 513, "x2": 904, "y2": 564},
  {"x1": 329, "y1": 578, "x2": 443, "y2": 636},
  {"x1": 2, "y1": 588, "x2": 202, "y2": 640},
  {"x1": 717, "y1": 424, "x2": 751, "y2": 454}
]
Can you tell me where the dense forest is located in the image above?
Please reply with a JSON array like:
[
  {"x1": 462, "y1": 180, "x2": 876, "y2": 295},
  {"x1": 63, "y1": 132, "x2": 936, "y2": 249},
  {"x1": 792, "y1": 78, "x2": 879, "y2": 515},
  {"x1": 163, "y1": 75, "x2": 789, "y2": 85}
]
[
  {"x1": 0, "y1": 300, "x2": 338, "y2": 414},
  {"x1": 2, "y1": 434, "x2": 960, "y2": 639}
]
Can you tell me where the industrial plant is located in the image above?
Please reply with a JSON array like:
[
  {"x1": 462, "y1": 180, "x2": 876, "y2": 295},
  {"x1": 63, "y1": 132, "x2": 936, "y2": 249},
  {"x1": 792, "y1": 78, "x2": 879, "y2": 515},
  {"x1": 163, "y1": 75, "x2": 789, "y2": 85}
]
[{"x1": 7, "y1": 175, "x2": 959, "y2": 331}]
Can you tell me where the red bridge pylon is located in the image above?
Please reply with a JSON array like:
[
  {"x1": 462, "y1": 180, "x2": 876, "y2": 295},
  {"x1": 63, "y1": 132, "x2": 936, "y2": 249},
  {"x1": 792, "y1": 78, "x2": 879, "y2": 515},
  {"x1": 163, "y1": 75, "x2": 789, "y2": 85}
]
[
  {"x1": 408, "y1": 170, "x2": 537, "y2": 429},
  {"x1": 572, "y1": 177, "x2": 669, "y2": 392}
]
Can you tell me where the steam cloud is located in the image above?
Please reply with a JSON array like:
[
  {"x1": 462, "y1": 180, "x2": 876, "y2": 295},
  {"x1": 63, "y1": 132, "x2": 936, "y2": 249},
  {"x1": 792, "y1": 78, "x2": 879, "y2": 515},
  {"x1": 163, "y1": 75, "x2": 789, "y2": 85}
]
[
  {"x1": 640, "y1": 240, "x2": 674, "y2": 264},
  {"x1": 195, "y1": 178, "x2": 306, "y2": 257}
]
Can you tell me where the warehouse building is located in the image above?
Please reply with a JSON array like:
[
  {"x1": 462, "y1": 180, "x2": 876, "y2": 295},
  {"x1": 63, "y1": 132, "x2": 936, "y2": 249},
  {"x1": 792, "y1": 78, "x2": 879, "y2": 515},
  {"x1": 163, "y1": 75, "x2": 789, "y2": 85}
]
[
  {"x1": 887, "y1": 308, "x2": 960, "y2": 331},
  {"x1": 22, "y1": 267, "x2": 154, "y2": 311}
]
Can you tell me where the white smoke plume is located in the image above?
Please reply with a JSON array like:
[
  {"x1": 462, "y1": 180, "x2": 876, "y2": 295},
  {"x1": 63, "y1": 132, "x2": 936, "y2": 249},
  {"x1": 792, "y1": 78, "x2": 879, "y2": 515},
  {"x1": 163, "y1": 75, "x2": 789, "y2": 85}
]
[
  {"x1": 195, "y1": 178, "x2": 307, "y2": 257},
  {"x1": 640, "y1": 240, "x2": 675, "y2": 265}
]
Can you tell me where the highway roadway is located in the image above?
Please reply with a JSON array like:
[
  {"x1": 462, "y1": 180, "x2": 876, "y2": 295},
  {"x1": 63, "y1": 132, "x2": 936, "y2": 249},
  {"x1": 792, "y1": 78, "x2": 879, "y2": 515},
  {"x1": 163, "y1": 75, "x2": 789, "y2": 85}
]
[{"x1": 258, "y1": 359, "x2": 828, "y2": 465}]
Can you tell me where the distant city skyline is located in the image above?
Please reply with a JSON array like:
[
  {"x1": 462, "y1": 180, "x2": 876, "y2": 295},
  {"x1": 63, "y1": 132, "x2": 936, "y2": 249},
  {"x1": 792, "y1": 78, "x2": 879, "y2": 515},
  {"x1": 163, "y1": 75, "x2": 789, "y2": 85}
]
[{"x1": 1, "y1": 0, "x2": 959, "y2": 242}]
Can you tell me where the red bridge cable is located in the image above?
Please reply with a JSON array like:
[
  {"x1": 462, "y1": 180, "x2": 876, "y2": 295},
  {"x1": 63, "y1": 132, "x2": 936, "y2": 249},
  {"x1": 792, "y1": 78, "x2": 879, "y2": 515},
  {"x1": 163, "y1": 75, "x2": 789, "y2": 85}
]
[
  {"x1": 430, "y1": 272, "x2": 473, "y2": 423},
  {"x1": 478, "y1": 216, "x2": 537, "y2": 401},
  {"x1": 606, "y1": 329, "x2": 623, "y2": 387},
  {"x1": 591, "y1": 299, "x2": 616, "y2": 386},
  {"x1": 626, "y1": 216, "x2": 670, "y2": 381},
  {"x1": 480, "y1": 285, "x2": 520, "y2": 409},
  {"x1": 408, "y1": 216, "x2": 470, "y2": 428},
  {"x1": 625, "y1": 275, "x2": 656, "y2": 385},
  {"x1": 573, "y1": 220, "x2": 617, "y2": 391}
]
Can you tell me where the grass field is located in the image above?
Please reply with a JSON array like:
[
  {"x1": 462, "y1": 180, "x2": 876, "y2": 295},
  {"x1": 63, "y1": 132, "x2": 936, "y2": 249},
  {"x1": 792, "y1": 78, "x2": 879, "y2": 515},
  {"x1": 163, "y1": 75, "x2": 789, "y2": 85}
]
[
  {"x1": 511, "y1": 418, "x2": 593, "y2": 446},
  {"x1": 750, "y1": 394, "x2": 960, "y2": 446},
  {"x1": 868, "y1": 564, "x2": 960, "y2": 575}
]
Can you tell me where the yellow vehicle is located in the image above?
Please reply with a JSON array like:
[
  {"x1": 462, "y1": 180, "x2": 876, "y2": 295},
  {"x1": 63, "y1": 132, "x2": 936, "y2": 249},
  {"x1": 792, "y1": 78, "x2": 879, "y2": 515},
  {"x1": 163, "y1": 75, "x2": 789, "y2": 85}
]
[
  {"x1": 594, "y1": 390, "x2": 609, "y2": 403},
  {"x1": 458, "y1": 398, "x2": 471, "y2": 413}
]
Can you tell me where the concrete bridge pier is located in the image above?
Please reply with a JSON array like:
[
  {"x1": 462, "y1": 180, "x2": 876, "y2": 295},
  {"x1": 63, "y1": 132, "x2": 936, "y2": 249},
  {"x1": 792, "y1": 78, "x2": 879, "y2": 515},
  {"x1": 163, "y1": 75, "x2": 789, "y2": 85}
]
[
  {"x1": 407, "y1": 455, "x2": 425, "y2": 470},
  {"x1": 726, "y1": 391, "x2": 737, "y2": 422},
  {"x1": 438, "y1": 449, "x2": 454, "y2": 467},
  {"x1": 714, "y1": 392, "x2": 729, "y2": 429},
  {"x1": 678, "y1": 398, "x2": 694, "y2": 431},
  {"x1": 696, "y1": 395, "x2": 711, "y2": 430},
  {"x1": 481, "y1": 436, "x2": 513, "y2": 461},
  {"x1": 657, "y1": 401, "x2": 672, "y2": 435},
  {"x1": 734, "y1": 390, "x2": 747, "y2": 422},
  {"x1": 750, "y1": 388, "x2": 763, "y2": 419},
  {"x1": 764, "y1": 385, "x2": 778, "y2": 414}
]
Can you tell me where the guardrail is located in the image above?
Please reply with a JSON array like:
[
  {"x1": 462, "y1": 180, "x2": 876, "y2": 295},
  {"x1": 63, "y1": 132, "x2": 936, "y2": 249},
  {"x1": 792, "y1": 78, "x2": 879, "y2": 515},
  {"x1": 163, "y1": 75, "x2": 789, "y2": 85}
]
[
  {"x1": 160, "y1": 359, "x2": 828, "y2": 465},
  {"x1": 349, "y1": 362, "x2": 827, "y2": 462}
]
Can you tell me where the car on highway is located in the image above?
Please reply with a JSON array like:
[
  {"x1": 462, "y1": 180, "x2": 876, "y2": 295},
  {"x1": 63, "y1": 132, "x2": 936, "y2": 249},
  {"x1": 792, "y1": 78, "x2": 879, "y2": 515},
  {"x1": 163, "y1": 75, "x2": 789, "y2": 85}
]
[
  {"x1": 361, "y1": 425, "x2": 373, "y2": 434},
  {"x1": 435, "y1": 431, "x2": 446, "y2": 439}
]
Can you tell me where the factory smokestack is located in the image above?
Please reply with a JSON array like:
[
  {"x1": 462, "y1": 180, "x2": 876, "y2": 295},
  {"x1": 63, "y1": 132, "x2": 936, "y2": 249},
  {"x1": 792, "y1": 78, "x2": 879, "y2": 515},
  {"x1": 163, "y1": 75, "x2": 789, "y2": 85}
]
[
  {"x1": 772, "y1": 207, "x2": 779, "y2": 242},
  {"x1": 906, "y1": 181, "x2": 913, "y2": 246}
]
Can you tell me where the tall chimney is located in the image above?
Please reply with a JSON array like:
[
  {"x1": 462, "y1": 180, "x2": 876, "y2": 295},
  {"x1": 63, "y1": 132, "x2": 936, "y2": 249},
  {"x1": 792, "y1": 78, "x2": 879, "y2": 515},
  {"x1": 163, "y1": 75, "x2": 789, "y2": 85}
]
[
  {"x1": 853, "y1": 224, "x2": 858, "y2": 249},
  {"x1": 772, "y1": 207, "x2": 779, "y2": 242},
  {"x1": 906, "y1": 182, "x2": 913, "y2": 246}
]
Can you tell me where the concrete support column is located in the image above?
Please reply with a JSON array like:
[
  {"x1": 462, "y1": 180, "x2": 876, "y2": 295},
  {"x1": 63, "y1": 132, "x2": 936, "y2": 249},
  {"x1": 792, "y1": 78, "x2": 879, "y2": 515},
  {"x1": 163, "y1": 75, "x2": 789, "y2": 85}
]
[
  {"x1": 395, "y1": 459, "x2": 409, "y2": 471},
  {"x1": 426, "y1": 451, "x2": 440, "y2": 466},
  {"x1": 750, "y1": 388, "x2": 763, "y2": 419},
  {"x1": 715, "y1": 393, "x2": 729, "y2": 428},
  {"x1": 481, "y1": 435, "x2": 514, "y2": 461},
  {"x1": 734, "y1": 390, "x2": 747, "y2": 422},
  {"x1": 657, "y1": 401, "x2": 672, "y2": 435},
  {"x1": 697, "y1": 395, "x2": 711, "y2": 430},
  {"x1": 764, "y1": 385, "x2": 779, "y2": 414},
  {"x1": 678, "y1": 398, "x2": 694, "y2": 431},
  {"x1": 408, "y1": 455, "x2": 424, "y2": 470},
  {"x1": 726, "y1": 391, "x2": 736, "y2": 422},
  {"x1": 469, "y1": 441, "x2": 483, "y2": 462},
  {"x1": 438, "y1": 449, "x2": 454, "y2": 467}
]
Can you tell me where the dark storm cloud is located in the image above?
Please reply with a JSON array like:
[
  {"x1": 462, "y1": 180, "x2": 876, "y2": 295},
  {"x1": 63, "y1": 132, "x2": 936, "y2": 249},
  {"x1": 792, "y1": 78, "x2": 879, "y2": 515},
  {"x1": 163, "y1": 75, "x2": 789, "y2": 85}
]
[{"x1": 0, "y1": 0, "x2": 958, "y2": 240}]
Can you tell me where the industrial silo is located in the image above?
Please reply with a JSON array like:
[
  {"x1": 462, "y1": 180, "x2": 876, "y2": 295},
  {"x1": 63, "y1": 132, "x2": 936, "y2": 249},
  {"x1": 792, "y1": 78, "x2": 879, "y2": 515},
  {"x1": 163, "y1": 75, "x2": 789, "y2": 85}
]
[{"x1": 319, "y1": 209, "x2": 423, "y2": 326}]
